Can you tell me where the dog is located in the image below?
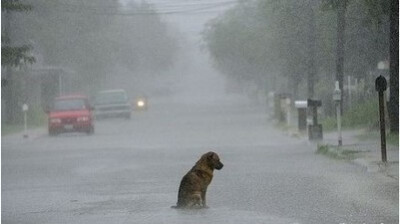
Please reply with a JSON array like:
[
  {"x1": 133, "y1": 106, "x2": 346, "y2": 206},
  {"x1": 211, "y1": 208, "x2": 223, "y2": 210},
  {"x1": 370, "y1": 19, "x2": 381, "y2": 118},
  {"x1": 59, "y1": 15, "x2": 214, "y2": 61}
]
[{"x1": 172, "y1": 151, "x2": 223, "y2": 209}]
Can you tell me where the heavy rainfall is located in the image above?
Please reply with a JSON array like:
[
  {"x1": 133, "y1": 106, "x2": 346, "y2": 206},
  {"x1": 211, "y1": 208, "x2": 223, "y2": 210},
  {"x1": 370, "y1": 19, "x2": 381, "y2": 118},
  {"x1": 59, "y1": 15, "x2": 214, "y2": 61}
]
[{"x1": 1, "y1": 0, "x2": 399, "y2": 223}]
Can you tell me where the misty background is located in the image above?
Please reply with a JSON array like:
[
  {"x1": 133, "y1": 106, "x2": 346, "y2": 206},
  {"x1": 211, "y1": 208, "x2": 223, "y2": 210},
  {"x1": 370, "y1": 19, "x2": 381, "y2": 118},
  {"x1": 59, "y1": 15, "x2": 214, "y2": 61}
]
[{"x1": 1, "y1": 0, "x2": 398, "y2": 133}]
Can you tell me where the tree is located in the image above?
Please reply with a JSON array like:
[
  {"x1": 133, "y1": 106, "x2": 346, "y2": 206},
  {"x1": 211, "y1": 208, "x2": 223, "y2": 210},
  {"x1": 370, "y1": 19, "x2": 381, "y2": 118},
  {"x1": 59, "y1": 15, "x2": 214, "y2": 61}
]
[
  {"x1": 1, "y1": 0, "x2": 35, "y2": 68},
  {"x1": 204, "y1": 0, "x2": 321, "y2": 98},
  {"x1": 2, "y1": 0, "x2": 35, "y2": 124},
  {"x1": 12, "y1": 0, "x2": 178, "y2": 93}
]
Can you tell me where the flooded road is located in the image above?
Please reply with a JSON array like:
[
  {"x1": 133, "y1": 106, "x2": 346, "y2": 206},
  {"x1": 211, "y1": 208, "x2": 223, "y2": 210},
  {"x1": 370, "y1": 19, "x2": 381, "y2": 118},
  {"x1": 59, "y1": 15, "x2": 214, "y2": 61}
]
[{"x1": 2, "y1": 95, "x2": 398, "y2": 224}]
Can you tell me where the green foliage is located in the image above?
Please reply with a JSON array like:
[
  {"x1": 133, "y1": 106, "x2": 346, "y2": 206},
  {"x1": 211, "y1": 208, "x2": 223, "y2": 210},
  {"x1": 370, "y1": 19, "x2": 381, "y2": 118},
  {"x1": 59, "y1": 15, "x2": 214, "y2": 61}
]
[
  {"x1": 386, "y1": 133, "x2": 399, "y2": 146},
  {"x1": 316, "y1": 144, "x2": 360, "y2": 160},
  {"x1": 321, "y1": 116, "x2": 337, "y2": 131},
  {"x1": 27, "y1": 104, "x2": 46, "y2": 126},
  {"x1": 342, "y1": 98, "x2": 379, "y2": 127},
  {"x1": 2, "y1": 0, "x2": 35, "y2": 68},
  {"x1": 2, "y1": 0, "x2": 32, "y2": 12},
  {"x1": 322, "y1": 98, "x2": 379, "y2": 130},
  {"x1": 1, "y1": 124, "x2": 24, "y2": 136},
  {"x1": 203, "y1": 0, "x2": 390, "y2": 98},
  {"x1": 1, "y1": 45, "x2": 35, "y2": 67},
  {"x1": 1, "y1": 104, "x2": 46, "y2": 136},
  {"x1": 357, "y1": 131, "x2": 399, "y2": 146},
  {"x1": 11, "y1": 0, "x2": 178, "y2": 93},
  {"x1": 203, "y1": 0, "x2": 318, "y2": 95}
]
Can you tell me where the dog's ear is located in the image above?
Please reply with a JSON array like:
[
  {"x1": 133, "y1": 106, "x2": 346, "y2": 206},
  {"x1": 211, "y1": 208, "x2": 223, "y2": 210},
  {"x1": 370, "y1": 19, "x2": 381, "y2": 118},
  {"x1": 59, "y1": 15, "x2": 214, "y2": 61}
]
[{"x1": 207, "y1": 152, "x2": 219, "y2": 160}]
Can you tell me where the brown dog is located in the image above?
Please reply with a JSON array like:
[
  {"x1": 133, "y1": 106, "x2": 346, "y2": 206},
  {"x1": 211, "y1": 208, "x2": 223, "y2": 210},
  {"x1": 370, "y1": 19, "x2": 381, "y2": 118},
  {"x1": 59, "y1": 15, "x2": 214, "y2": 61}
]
[{"x1": 172, "y1": 151, "x2": 223, "y2": 209}]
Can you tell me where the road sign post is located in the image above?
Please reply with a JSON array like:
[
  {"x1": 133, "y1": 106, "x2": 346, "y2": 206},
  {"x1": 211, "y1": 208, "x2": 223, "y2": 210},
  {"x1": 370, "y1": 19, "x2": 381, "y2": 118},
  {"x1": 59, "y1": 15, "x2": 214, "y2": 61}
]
[
  {"x1": 333, "y1": 81, "x2": 342, "y2": 146},
  {"x1": 375, "y1": 76, "x2": 387, "y2": 163}
]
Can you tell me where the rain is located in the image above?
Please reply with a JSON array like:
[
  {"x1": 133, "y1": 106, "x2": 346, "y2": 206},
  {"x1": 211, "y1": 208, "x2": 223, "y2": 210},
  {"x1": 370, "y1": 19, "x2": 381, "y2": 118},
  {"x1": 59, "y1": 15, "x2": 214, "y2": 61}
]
[{"x1": 1, "y1": 0, "x2": 399, "y2": 223}]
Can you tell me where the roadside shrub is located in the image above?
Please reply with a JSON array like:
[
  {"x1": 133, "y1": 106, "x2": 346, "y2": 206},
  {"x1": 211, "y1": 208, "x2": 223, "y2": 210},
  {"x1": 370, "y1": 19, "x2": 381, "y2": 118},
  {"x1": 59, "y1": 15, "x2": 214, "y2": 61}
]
[
  {"x1": 27, "y1": 104, "x2": 47, "y2": 127},
  {"x1": 322, "y1": 98, "x2": 379, "y2": 130}
]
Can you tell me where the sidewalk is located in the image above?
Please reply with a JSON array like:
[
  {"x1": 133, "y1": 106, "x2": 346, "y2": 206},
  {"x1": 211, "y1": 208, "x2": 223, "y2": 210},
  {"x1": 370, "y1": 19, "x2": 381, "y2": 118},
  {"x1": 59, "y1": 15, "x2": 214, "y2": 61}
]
[
  {"x1": 2, "y1": 127, "x2": 46, "y2": 144},
  {"x1": 317, "y1": 129, "x2": 399, "y2": 180}
]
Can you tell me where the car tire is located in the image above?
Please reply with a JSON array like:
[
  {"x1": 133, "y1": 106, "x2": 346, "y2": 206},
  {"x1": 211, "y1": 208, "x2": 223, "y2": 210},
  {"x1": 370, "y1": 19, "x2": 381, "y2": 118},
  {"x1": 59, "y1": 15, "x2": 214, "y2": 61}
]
[
  {"x1": 86, "y1": 126, "x2": 94, "y2": 135},
  {"x1": 49, "y1": 129, "x2": 57, "y2": 136}
]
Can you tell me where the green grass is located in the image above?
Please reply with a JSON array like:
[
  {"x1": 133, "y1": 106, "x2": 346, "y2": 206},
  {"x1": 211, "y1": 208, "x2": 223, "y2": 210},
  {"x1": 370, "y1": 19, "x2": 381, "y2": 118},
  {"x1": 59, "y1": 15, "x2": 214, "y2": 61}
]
[
  {"x1": 2, "y1": 104, "x2": 47, "y2": 136},
  {"x1": 322, "y1": 99, "x2": 379, "y2": 131},
  {"x1": 357, "y1": 131, "x2": 399, "y2": 146},
  {"x1": 316, "y1": 144, "x2": 362, "y2": 160},
  {"x1": 387, "y1": 133, "x2": 399, "y2": 146},
  {"x1": 2, "y1": 124, "x2": 24, "y2": 136}
]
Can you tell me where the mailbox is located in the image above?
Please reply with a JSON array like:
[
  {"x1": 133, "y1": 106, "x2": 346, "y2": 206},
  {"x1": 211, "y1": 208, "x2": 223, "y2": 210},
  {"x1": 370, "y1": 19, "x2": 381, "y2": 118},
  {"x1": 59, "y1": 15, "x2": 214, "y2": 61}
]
[
  {"x1": 375, "y1": 75, "x2": 387, "y2": 92},
  {"x1": 295, "y1": 100, "x2": 307, "y2": 131},
  {"x1": 307, "y1": 98, "x2": 323, "y2": 140}
]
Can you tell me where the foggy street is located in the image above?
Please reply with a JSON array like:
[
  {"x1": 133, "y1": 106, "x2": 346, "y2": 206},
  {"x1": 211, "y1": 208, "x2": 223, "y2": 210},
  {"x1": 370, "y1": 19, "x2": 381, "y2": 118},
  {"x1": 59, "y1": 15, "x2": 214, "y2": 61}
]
[{"x1": 2, "y1": 96, "x2": 398, "y2": 224}]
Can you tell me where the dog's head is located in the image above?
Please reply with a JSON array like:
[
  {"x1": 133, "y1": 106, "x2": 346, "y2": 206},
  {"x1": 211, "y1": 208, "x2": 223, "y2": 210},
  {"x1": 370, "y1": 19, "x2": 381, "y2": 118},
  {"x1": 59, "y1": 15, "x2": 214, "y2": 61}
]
[{"x1": 204, "y1": 151, "x2": 223, "y2": 170}]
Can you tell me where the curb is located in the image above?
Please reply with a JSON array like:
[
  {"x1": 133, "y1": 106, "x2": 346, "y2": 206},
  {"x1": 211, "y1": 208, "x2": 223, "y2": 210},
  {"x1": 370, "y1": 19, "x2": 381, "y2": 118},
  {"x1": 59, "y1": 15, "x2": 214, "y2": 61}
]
[
  {"x1": 2, "y1": 127, "x2": 46, "y2": 142},
  {"x1": 351, "y1": 158, "x2": 380, "y2": 173},
  {"x1": 351, "y1": 158, "x2": 399, "y2": 180}
]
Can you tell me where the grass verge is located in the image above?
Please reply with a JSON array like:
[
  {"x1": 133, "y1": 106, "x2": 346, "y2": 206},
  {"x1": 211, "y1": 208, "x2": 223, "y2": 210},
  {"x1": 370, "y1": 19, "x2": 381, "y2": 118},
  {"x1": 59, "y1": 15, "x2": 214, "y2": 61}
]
[
  {"x1": 2, "y1": 104, "x2": 46, "y2": 136},
  {"x1": 2, "y1": 124, "x2": 24, "y2": 136},
  {"x1": 322, "y1": 99, "x2": 378, "y2": 131},
  {"x1": 357, "y1": 131, "x2": 399, "y2": 146},
  {"x1": 316, "y1": 144, "x2": 362, "y2": 160}
]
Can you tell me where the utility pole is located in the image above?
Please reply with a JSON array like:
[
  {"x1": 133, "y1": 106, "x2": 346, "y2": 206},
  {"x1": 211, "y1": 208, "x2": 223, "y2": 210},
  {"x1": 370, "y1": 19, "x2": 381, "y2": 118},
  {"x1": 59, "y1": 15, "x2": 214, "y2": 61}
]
[
  {"x1": 336, "y1": 0, "x2": 347, "y2": 115},
  {"x1": 307, "y1": 5, "x2": 317, "y2": 99},
  {"x1": 389, "y1": 0, "x2": 399, "y2": 133}
]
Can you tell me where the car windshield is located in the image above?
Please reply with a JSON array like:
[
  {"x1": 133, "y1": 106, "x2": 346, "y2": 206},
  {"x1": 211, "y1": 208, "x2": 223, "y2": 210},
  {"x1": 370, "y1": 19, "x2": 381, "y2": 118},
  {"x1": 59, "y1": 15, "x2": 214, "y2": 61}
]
[
  {"x1": 95, "y1": 92, "x2": 127, "y2": 105},
  {"x1": 53, "y1": 99, "x2": 86, "y2": 111}
]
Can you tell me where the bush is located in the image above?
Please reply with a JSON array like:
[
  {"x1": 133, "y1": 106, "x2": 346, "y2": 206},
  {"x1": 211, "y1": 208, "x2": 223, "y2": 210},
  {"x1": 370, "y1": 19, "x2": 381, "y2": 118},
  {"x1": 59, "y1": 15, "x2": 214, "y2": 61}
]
[
  {"x1": 322, "y1": 98, "x2": 379, "y2": 130},
  {"x1": 342, "y1": 98, "x2": 378, "y2": 128},
  {"x1": 27, "y1": 104, "x2": 47, "y2": 127}
]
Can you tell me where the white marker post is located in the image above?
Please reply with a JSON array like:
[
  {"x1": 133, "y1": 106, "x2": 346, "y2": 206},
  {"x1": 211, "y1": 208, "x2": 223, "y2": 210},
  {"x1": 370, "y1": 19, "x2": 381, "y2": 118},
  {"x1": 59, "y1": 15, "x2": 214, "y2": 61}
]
[
  {"x1": 333, "y1": 81, "x2": 342, "y2": 146},
  {"x1": 22, "y1": 104, "x2": 29, "y2": 139},
  {"x1": 286, "y1": 98, "x2": 291, "y2": 126}
]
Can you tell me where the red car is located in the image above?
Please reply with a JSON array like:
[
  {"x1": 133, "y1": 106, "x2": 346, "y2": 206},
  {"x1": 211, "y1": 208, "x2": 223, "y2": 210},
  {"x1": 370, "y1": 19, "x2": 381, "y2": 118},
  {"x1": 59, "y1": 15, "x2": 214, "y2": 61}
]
[{"x1": 47, "y1": 95, "x2": 94, "y2": 136}]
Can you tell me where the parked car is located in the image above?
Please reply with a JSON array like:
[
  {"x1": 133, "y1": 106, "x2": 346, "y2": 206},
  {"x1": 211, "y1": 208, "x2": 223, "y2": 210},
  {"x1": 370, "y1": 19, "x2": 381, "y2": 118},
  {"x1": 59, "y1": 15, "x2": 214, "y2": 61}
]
[
  {"x1": 47, "y1": 95, "x2": 94, "y2": 136},
  {"x1": 94, "y1": 89, "x2": 132, "y2": 119}
]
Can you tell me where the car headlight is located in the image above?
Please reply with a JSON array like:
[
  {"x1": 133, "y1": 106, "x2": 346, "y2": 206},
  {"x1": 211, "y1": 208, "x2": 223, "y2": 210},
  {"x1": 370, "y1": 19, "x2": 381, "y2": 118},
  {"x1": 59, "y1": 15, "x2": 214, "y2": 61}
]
[
  {"x1": 77, "y1": 116, "x2": 89, "y2": 122},
  {"x1": 50, "y1": 118, "x2": 61, "y2": 123},
  {"x1": 137, "y1": 100, "x2": 145, "y2": 107}
]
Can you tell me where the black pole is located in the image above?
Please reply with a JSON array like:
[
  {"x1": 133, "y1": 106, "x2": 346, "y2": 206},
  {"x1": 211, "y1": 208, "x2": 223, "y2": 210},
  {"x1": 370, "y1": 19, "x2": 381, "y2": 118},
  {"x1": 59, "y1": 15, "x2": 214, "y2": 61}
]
[
  {"x1": 375, "y1": 75, "x2": 388, "y2": 163},
  {"x1": 378, "y1": 91, "x2": 387, "y2": 163}
]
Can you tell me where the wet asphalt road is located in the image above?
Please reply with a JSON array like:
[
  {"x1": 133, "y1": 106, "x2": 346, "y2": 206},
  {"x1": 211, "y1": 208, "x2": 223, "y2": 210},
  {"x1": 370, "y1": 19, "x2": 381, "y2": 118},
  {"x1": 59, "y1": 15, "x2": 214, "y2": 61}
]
[{"x1": 2, "y1": 96, "x2": 398, "y2": 224}]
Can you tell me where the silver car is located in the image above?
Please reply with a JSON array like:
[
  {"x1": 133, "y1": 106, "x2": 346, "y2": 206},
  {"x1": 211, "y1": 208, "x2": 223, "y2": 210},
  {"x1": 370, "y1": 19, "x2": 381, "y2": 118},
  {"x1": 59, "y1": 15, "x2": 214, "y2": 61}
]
[{"x1": 94, "y1": 89, "x2": 132, "y2": 119}]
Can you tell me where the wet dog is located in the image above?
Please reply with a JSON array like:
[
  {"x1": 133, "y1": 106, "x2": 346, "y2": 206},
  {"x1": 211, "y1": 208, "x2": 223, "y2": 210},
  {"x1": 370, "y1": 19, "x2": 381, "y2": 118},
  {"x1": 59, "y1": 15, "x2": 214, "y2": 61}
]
[{"x1": 172, "y1": 151, "x2": 223, "y2": 209}]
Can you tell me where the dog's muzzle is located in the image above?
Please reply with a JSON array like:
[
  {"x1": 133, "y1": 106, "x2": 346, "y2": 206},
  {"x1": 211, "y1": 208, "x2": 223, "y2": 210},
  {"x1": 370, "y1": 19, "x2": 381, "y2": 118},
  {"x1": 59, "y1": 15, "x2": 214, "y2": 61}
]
[{"x1": 215, "y1": 162, "x2": 224, "y2": 170}]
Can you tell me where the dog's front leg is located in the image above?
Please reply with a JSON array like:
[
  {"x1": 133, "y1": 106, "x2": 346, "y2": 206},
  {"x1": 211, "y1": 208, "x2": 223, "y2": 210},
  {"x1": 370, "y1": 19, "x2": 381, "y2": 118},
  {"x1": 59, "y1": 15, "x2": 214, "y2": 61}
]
[{"x1": 201, "y1": 190, "x2": 209, "y2": 208}]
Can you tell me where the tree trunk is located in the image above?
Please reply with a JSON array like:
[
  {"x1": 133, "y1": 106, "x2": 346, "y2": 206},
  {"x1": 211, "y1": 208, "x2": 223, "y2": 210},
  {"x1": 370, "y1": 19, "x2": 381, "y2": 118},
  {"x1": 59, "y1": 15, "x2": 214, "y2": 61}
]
[{"x1": 389, "y1": 0, "x2": 399, "y2": 133}]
